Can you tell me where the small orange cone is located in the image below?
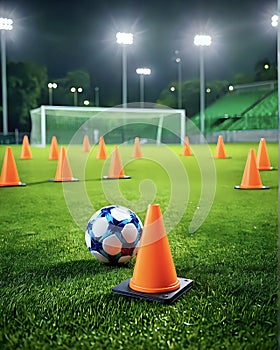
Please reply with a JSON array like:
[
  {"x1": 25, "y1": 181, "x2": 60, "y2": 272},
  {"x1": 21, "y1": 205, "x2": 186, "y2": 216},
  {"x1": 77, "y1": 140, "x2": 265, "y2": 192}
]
[
  {"x1": 48, "y1": 136, "x2": 59, "y2": 160},
  {"x1": 235, "y1": 148, "x2": 269, "y2": 190},
  {"x1": 0, "y1": 147, "x2": 26, "y2": 186},
  {"x1": 20, "y1": 135, "x2": 32, "y2": 159},
  {"x1": 182, "y1": 136, "x2": 192, "y2": 156},
  {"x1": 256, "y1": 138, "x2": 273, "y2": 170},
  {"x1": 133, "y1": 137, "x2": 142, "y2": 158},
  {"x1": 82, "y1": 135, "x2": 91, "y2": 152},
  {"x1": 103, "y1": 145, "x2": 130, "y2": 179},
  {"x1": 214, "y1": 135, "x2": 229, "y2": 159},
  {"x1": 51, "y1": 147, "x2": 78, "y2": 182},
  {"x1": 96, "y1": 136, "x2": 107, "y2": 159},
  {"x1": 112, "y1": 204, "x2": 193, "y2": 303}
]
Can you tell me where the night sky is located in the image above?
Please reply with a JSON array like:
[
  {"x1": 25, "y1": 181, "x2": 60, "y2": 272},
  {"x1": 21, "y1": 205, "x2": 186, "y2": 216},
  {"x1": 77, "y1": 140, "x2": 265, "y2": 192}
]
[{"x1": 0, "y1": 0, "x2": 277, "y2": 105}]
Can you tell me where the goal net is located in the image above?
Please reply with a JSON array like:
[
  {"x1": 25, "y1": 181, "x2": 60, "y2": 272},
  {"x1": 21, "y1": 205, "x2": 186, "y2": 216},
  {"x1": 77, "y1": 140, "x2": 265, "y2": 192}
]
[{"x1": 30, "y1": 105, "x2": 186, "y2": 146}]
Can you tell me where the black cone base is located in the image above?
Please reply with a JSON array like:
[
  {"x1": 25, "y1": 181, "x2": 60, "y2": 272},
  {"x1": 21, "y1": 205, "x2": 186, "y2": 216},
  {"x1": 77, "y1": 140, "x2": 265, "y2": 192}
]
[
  {"x1": 234, "y1": 185, "x2": 269, "y2": 190},
  {"x1": 112, "y1": 277, "x2": 193, "y2": 304}
]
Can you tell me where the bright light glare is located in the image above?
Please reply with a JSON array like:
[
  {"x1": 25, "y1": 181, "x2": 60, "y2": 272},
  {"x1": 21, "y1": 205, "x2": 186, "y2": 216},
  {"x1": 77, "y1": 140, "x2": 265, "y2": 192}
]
[
  {"x1": 77, "y1": 87, "x2": 83, "y2": 93},
  {"x1": 175, "y1": 57, "x2": 181, "y2": 63},
  {"x1": 116, "y1": 32, "x2": 133, "y2": 45},
  {"x1": 194, "y1": 34, "x2": 212, "y2": 46},
  {"x1": 264, "y1": 64, "x2": 269, "y2": 70},
  {"x1": 170, "y1": 86, "x2": 176, "y2": 92},
  {"x1": 228, "y1": 85, "x2": 234, "y2": 91},
  {"x1": 84, "y1": 100, "x2": 90, "y2": 106},
  {"x1": 48, "y1": 82, "x2": 57, "y2": 89},
  {"x1": 206, "y1": 88, "x2": 211, "y2": 93},
  {"x1": 0, "y1": 18, "x2": 13, "y2": 30},
  {"x1": 70, "y1": 87, "x2": 76, "y2": 93},
  {"x1": 136, "y1": 68, "x2": 151, "y2": 75},
  {"x1": 271, "y1": 15, "x2": 278, "y2": 27}
]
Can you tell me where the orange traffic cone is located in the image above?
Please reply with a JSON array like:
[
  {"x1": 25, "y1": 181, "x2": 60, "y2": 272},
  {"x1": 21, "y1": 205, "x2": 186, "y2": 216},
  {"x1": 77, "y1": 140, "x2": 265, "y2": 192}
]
[
  {"x1": 235, "y1": 148, "x2": 269, "y2": 190},
  {"x1": 51, "y1": 147, "x2": 78, "y2": 182},
  {"x1": 20, "y1": 135, "x2": 32, "y2": 159},
  {"x1": 182, "y1": 136, "x2": 192, "y2": 156},
  {"x1": 214, "y1": 135, "x2": 229, "y2": 159},
  {"x1": 82, "y1": 135, "x2": 91, "y2": 152},
  {"x1": 133, "y1": 137, "x2": 142, "y2": 158},
  {"x1": 256, "y1": 138, "x2": 273, "y2": 170},
  {"x1": 48, "y1": 136, "x2": 59, "y2": 160},
  {"x1": 103, "y1": 145, "x2": 130, "y2": 179},
  {"x1": 96, "y1": 136, "x2": 107, "y2": 159},
  {"x1": 0, "y1": 147, "x2": 26, "y2": 186},
  {"x1": 112, "y1": 204, "x2": 193, "y2": 303}
]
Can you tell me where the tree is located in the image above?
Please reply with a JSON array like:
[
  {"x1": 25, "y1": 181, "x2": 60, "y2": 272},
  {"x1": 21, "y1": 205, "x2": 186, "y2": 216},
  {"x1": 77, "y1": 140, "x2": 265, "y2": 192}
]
[
  {"x1": 54, "y1": 70, "x2": 91, "y2": 106},
  {"x1": 157, "y1": 79, "x2": 229, "y2": 117},
  {"x1": 7, "y1": 61, "x2": 48, "y2": 131}
]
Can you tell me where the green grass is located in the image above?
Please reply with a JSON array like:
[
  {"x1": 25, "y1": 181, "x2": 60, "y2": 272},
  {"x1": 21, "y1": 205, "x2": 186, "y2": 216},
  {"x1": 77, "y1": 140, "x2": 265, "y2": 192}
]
[{"x1": 0, "y1": 142, "x2": 278, "y2": 350}]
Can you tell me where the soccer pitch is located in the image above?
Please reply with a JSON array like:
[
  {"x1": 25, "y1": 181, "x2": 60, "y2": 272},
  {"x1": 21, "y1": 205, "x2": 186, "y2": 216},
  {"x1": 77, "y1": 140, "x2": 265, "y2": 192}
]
[{"x1": 0, "y1": 142, "x2": 278, "y2": 349}]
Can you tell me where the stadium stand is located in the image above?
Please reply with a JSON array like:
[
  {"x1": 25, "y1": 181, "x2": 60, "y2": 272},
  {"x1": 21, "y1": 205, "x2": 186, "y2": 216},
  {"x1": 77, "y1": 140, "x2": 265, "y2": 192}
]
[{"x1": 191, "y1": 81, "x2": 278, "y2": 133}]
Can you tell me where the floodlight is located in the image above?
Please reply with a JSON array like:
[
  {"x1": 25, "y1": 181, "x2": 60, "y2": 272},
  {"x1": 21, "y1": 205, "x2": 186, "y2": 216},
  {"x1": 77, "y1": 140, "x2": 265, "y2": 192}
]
[
  {"x1": 136, "y1": 68, "x2": 151, "y2": 75},
  {"x1": 77, "y1": 87, "x2": 83, "y2": 93},
  {"x1": 194, "y1": 34, "x2": 212, "y2": 46},
  {"x1": 0, "y1": 18, "x2": 13, "y2": 31},
  {"x1": 116, "y1": 32, "x2": 133, "y2": 45},
  {"x1": 71, "y1": 87, "x2": 76, "y2": 93},
  {"x1": 271, "y1": 15, "x2": 278, "y2": 27}
]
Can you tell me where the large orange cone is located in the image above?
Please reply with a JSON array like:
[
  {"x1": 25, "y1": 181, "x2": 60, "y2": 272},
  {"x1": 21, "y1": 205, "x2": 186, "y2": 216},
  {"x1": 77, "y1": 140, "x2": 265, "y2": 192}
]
[
  {"x1": 130, "y1": 204, "x2": 180, "y2": 293},
  {"x1": 48, "y1": 136, "x2": 59, "y2": 160},
  {"x1": 103, "y1": 145, "x2": 130, "y2": 179},
  {"x1": 51, "y1": 146, "x2": 78, "y2": 182},
  {"x1": 133, "y1": 137, "x2": 142, "y2": 158},
  {"x1": 256, "y1": 138, "x2": 273, "y2": 170},
  {"x1": 20, "y1": 135, "x2": 32, "y2": 159},
  {"x1": 214, "y1": 135, "x2": 229, "y2": 159},
  {"x1": 235, "y1": 148, "x2": 269, "y2": 190},
  {"x1": 0, "y1": 147, "x2": 26, "y2": 186},
  {"x1": 182, "y1": 136, "x2": 192, "y2": 156},
  {"x1": 112, "y1": 204, "x2": 193, "y2": 303},
  {"x1": 82, "y1": 135, "x2": 91, "y2": 152},
  {"x1": 96, "y1": 136, "x2": 107, "y2": 159}
]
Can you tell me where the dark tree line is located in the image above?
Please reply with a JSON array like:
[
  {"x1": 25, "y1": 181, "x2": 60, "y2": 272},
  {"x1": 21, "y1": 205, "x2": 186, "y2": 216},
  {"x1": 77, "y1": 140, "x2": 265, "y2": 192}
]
[{"x1": 0, "y1": 57, "x2": 276, "y2": 132}]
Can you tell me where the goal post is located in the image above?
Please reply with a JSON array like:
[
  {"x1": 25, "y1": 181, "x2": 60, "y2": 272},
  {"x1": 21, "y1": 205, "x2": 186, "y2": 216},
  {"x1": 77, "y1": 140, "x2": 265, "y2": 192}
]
[{"x1": 30, "y1": 105, "x2": 186, "y2": 147}]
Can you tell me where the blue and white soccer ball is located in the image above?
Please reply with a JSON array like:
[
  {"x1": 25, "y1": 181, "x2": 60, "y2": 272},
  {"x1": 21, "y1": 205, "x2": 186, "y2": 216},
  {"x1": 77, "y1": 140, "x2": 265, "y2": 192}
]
[{"x1": 85, "y1": 205, "x2": 143, "y2": 264}]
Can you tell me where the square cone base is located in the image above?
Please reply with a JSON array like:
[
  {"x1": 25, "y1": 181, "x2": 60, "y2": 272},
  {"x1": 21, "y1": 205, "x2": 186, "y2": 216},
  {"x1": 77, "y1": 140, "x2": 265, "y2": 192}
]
[
  {"x1": 234, "y1": 185, "x2": 269, "y2": 190},
  {"x1": 112, "y1": 277, "x2": 193, "y2": 304},
  {"x1": 102, "y1": 176, "x2": 131, "y2": 180}
]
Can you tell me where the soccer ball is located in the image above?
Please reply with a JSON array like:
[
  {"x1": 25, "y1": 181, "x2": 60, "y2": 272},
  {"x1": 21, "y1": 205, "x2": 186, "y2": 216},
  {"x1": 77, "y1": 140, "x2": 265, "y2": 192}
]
[{"x1": 85, "y1": 205, "x2": 143, "y2": 264}]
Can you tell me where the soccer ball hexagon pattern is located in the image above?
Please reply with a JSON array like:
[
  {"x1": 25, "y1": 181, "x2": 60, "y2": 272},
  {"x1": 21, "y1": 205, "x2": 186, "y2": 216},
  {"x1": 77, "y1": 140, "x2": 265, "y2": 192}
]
[{"x1": 85, "y1": 205, "x2": 143, "y2": 264}]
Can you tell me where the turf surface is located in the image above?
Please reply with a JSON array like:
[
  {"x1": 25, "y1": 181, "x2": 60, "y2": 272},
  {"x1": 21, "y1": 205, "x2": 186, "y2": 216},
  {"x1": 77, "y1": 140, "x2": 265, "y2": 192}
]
[{"x1": 0, "y1": 142, "x2": 278, "y2": 349}]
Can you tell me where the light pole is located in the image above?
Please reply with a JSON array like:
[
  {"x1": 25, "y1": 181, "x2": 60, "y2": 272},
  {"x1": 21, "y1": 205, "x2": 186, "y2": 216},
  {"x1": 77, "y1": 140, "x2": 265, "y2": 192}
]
[
  {"x1": 48, "y1": 82, "x2": 57, "y2": 105},
  {"x1": 194, "y1": 34, "x2": 212, "y2": 142},
  {"x1": 70, "y1": 87, "x2": 83, "y2": 106},
  {"x1": 271, "y1": 9, "x2": 280, "y2": 142},
  {"x1": 175, "y1": 50, "x2": 182, "y2": 109},
  {"x1": 136, "y1": 67, "x2": 151, "y2": 108},
  {"x1": 0, "y1": 17, "x2": 13, "y2": 136},
  {"x1": 116, "y1": 32, "x2": 133, "y2": 108},
  {"x1": 94, "y1": 86, "x2": 99, "y2": 106}
]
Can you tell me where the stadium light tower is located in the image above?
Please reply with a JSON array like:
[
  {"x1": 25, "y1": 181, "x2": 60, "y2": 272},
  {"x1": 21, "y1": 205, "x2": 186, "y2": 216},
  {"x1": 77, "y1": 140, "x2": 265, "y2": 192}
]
[
  {"x1": 116, "y1": 32, "x2": 133, "y2": 108},
  {"x1": 70, "y1": 87, "x2": 83, "y2": 106},
  {"x1": 175, "y1": 50, "x2": 182, "y2": 109},
  {"x1": 136, "y1": 67, "x2": 151, "y2": 108},
  {"x1": 0, "y1": 17, "x2": 13, "y2": 136},
  {"x1": 94, "y1": 86, "x2": 100, "y2": 106},
  {"x1": 48, "y1": 82, "x2": 57, "y2": 105},
  {"x1": 271, "y1": 7, "x2": 280, "y2": 144},
  {"x1": 194, "y1": 34, "x2": 212, "y2": 142}
]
